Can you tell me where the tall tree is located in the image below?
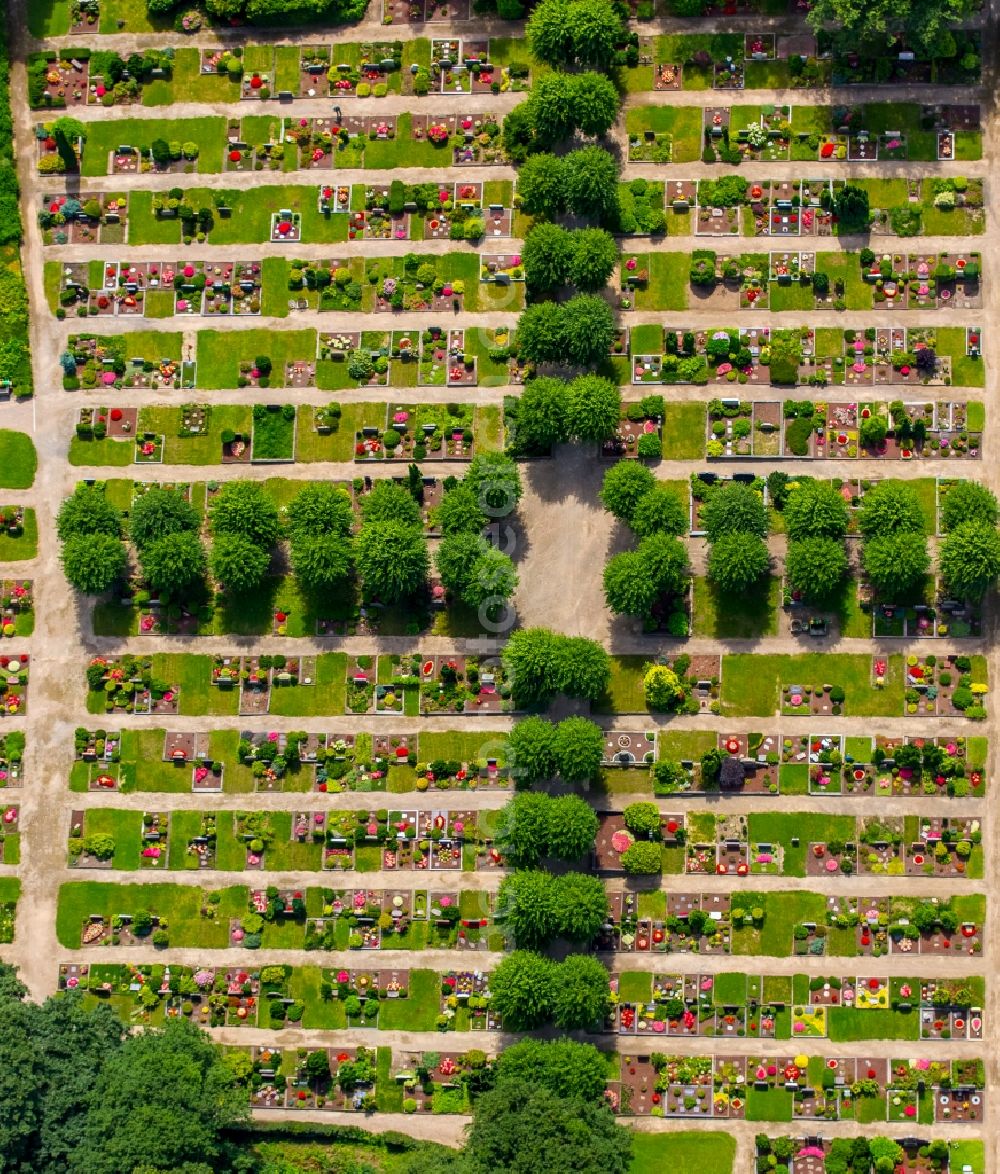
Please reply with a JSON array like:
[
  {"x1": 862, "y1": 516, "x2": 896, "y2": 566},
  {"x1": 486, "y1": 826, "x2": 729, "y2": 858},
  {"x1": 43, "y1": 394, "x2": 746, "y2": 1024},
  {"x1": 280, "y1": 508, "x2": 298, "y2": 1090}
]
[
  {"x1": 139, "y1": 530, "x2": 207, "y2": 596},
  {"x1": 783, "y1": 480, "x2": 850, "y2": 540},
  {"x1": 211, "y1": 533, "x2": 271, "y2": 594},
  {"x1": 857, "y1": 481, "x2": 925, "y2": 538},
  {"x1": 551, "y1": 954, "x2": 612, "y2": 1030},
  {"x1": 129, "y1": 488, "x2": 199, "y2": 550},
  {"x1": 355, "y1": 521, "x2": 428, "y2": 602},
  {"x1": 862, "y1": 532, "x2": 930, "y2": 598},
  {"x1": 702, "y1": 483, "x2": 767, "y2": 541},
  {"x1": 938, "y1": 522, "x2": 1000, "y2": 598},
  {"x1": 707, "y1": 532, "x2": 770, "y2": 593},
  {"x1": 807, "y1": 0, "x2": 975, "y2": 57},
  {"x1": 61, "y1": 534, "x2": 127, "y2": 594},
  {"x1": 286, "y1": 483, "x2": 354, "y2": 538},
  {"x1": 209, "y1": 481, "x2": 280, "y2": 548}
]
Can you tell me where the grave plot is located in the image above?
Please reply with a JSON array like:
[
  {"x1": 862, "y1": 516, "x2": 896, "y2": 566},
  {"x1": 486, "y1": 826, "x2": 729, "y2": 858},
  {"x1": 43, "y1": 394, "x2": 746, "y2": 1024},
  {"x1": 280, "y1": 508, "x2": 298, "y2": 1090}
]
[
  {"x1": 695, "y1": 185, "x2": 740, "y2": 236},
  {"x1": 33, "y1": 55, "x2": 89, "y2": 108},
  {"x1": 920, "y1": 979, "x2": 984, "y2": 1041},
  {"x1": 934, "y1": 1084, "x2": 985, "y2": 1124},
  {"x1": 318, "y1": 182, "x2": 352, "y2": 216},
  {"x1": 431, "y1": 39, "x2": 468, "y2": 94},
  {"x1": 906, "y1": 816, "x2": 979, "y2": 877},
  {"x1": 703, "y1": 107, "x2": 731, "y2": 163},
  {"x1": 799, "y1": 180, "x2": 834, "y2": 235},
  {"x1": 602, "y1": 397, "x2": 663, "y2": 460},
  {"x1": 712, "y1": 1056, "x2": 748, "y2": 1118},
  {"x1": 858, "y1": 817, "x2": 905, "y2": 876},
  {"x1": 657, "y1": 1055, "x2": 716, "y2": 1118},
  {"x1": 285, "y1": 118, "x2": 343, "y2": 169},
  {"x1": 0, "y1": 804, "x2": 17, "y2": 863},
  {"x1": 138, "y1": 811, "x2": 169, "y2": 870},
  {"x1": 718, "y1": 733, "x2": 779, "y2": 793},
  {"x1": 603, "y1": 730, "x2": 656, "y2": 768},
  {"x1": 357, "y1": 185, "x2": 409, "y2": 241},
  {"x1": 67, "y1": 809, "x2": 115, "y2": 869},
  {"x1": 269, "y1": 208, "x2": 302, "y2": 244},
  {"x1": 419, "y1": 328, "x2": 477, "y2": 387},
  {"x1": 806, "y1": 836, "x2": 857, "y2": 878},
  {"x1": 40, "y1": 193, "x2": 127, "y2": 245},
  {"x1": 419, "y1": 656, "x2": 509, "y2": 716},
  {"x1": 370, "y1": 255, "x2": 466, "y2": 313},
  {"x1": 298, "y1": 45, "x2": 331, "y2": 96}
]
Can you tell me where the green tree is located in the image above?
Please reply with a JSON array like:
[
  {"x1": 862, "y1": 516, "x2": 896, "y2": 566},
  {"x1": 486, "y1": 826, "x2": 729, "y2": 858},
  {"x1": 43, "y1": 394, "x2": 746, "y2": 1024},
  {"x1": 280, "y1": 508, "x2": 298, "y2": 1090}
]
[
  {"x1": 567, "y1": 374, "x2": 620, "y2": 440},
  {"x1": 834, "y1": 183, "x2": 870, "y2": 231},
  {"x1": 493, "y1": 1038, "x2": 609, "y2": 1103},
  {"x1": 941, "y1": 480, "x2": 999, "y2": 531},
  {"x1": 565, "y1": 147, "x2": 620, "y2": 219},
  {"x1": 631, "y1": 484, "x2": 688, "y2": 537},
  {"x1": 516, "y1": 153, "x2": 567, "y2": 219},
  {"x1": 435, "y1": 483, "x2": 486, "y2": 535},
  {"x1": 61, "y1": 534, "x2": 126, "y2": 594},
  {"x1": 600, "y1": 461, "x2": 656, "y2": 522},
  {"x1": 555, "y1": 635, "x2": 611, "y2": 702},
  {"x1": 503, "y1": 627, "x2": 560, "y2": 706},
  {"x1": 858, "y1": 481, "x2": 925, "y2": 537},
  {"x1": 140, "y1": 531, "x2": 207, "y2": 596},
  {"x1": 438, "y1": 534, "x2": 517, "y2": 610},
  {"x1": 784, "y1": 537, "x2": 849, "y2": 603},
  {"x1": 526, "y1": 73, "x2": 576, "y2": 147},
  {"x1": 497, "y1": 871, "x2": 556, "y2": 948},
  {"x1": 526, "y1": 0, "x2": 575, "y2": 66},
  {"x1": 510, "y1": 377, "x2": 571, "y2": 456},
  {"x1": 551, "y1": 872, "x2": 607, "y2": 942},
  {"x1": 436, "y1": 531, "x2": 488, "y2": 600},
  {"x1": 938, "y1": 521, "x2": 1000, "y2": 598},
  {"x1": 488, "y1": 951, "x2": 556, "y2": 1029},
  {"x1": 128, "y1": 488, "x2": 199, "y2": 550},
  {"x1": 621, "y1": 840, "x2": 662, "y2": 875},
  {"x1": 359, "y1": 478, "x2": 422, "y2": 527},
  {"x1": 495, "y1": 793, "x2": 552, "y2": 867},
  {"x1": 463, "y1": 1083, "x2": 631, "y2": 1174},
  {"x1": 355, "y1": 521, "x2": 428, "y2": 602},
  {"x1": 527, "y1": 0, "x2": 624, "y2": 70},
  {"x1": 783, "y1": 480, "x2": 850, "y2": 540},
  {"x1": 51, "y1": 116, "x2": 85, "y2": 170},
  {"x1": 546, "y1": 794, "x2": 599, "y2": 859},
  {"x1": 70, "y1": 1019, "x2": 248, "y2": 1174},
  {"x1": 57, "y1": 486, "x2": 121, "y2": 542},
  {"x1": 644, "y1": 664, "x2": 684, "y2": 711},
  {"x1": 604, "y1": 551, "x2": 657, "y2": 616},
  {"x1": 209, "y1": 481, "x2": 280, "y2": 548},
  {"x1": 551, "y1": 954, "x2": 611, "y2": 1030},
  {"x1": 623, "y1": 801, "x2": 661, "y2": 837},
  {"x1": 708, "y1": 532, "x2": 770, "y2": 593},
  {"x1": 286, "y1": 483, "x2": 354, "y2": 538},
  {"x1": 807, "y1": 0, "x2": 974, "y2": 57},
  {"x1": 211, "y1": 533, "x2": 271, "y2": 594},
  {"x1": 551, "y1": 717, "x2": 605, "y2": 783},
  {"x1": 568, "y1": 73, "x2": 620, "y2": 139},
  {"x1": 521, "y1": 222, "x2": 572, "y2": 294},
  {"x1": 516, "y1": 300, "x2": 564, "y2": 365},
  {"x1": 506, "y1": 716, "x2": 557, "y2": 787},
  {"x1": 465, "y1": 452, "x2": 523, "y2": 518},
  {"x1": 641, "y1": 533, "x2": 690, "y2": 598},
  {"x1": 862, "y1": 532, "x2": 930, "y2": 598},
  {"x1": 290, "y1": 533, "x2": 354, "y2": 594},
  {"x1": 702, "y1": 483, "x2": 768, "y2": 540}
]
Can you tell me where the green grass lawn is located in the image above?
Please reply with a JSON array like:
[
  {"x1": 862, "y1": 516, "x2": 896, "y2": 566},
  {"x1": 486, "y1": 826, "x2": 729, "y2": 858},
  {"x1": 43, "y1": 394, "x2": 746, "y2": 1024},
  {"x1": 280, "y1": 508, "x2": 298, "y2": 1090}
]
[
  {"x1": 949, "y1": 1142, "x2": 984, "y2": 1174},
  {"x1": 936, "y1": 326, "x2": 984, "y2": 387},
  {"x1": 81, "y1": 118, "x2": 226, "y2": 177},
  {"x1": 625, "y1": 105, "x2": 702, "y2": 163},
  {"x1": 722, "y1": 653, "x2": 903, "y2": 717},
  {"x1": 632, "y1": 253, "x2": 689, "y2": 311},
  {"x1": 828, "y1": 1006, "x2": 918, "y2": 1042},
  {"x1": 197, "y1": 328, "x2": 317, "y2": 388},
  {"x1": 733, "y1": 890, "x2": 828, "y2": 956},
  {"x1": 56, "y1": 881, "x2": 247, "y2": 948},
  {"x1": 0, "y1": 431, "x2": 36, "y2": 488},
  {"x1": 746, "y1": 812, "x2": 855, "y2": 875},
  {"x1": 659, "y1": 730, "x2": 715, "y2": 762},
  {"x1": 630, "y1": 1132, "x2": 735, "y2": 1174},
  {"x1": 662, "y1": 403, "x2": 705, "y2": 459},
  {"x1": 692, "y1": 576, "x2": 779, "y2": 638},
  {"x1": 143, "y1": 47, "x2": 239, "y2": 106},
  {"x1": 595, "y1": 655, "x2": 648, "y2": 715}
]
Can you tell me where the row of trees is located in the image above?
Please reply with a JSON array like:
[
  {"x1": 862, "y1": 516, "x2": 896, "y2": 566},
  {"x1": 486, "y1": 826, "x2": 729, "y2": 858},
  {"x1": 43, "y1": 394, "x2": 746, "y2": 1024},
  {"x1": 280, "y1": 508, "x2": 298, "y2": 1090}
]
[
  {"x1": 507, "y1": 374, "x2": 621, "y2": 456},
  {"x1": 600, "y1": 463, "x2": 690, "y2": 627},
  {"x1": 515, "y1": 295, "x2": 616, "y2": 368},
  {"x1": 502, "y1": 626, "x2": 610, "y2": 707},
  {"x1": 505, "y1": 714, "x2": 605, "y2": 785},
  {"x1": 497, "y1": 870, "x2": 607, "y2": 950},
  {"x1": 495, "y1": 791, "x2": 599, "y2": 867},
  {"x1": 521, "y1": 223, "x2": 618, "y2": 296},
  {"x1": 526, "y1": 0, "x2": 627, "y2": 71},
  {"x1": 490, "y1": 950, "x2": 611, "y2": 1032},
  {"x1": 503, "y1": 74, "x2": 620, "y2": 161},
  {"x1": 516, "y1": 147, "x2": 620, "y2": 221}
]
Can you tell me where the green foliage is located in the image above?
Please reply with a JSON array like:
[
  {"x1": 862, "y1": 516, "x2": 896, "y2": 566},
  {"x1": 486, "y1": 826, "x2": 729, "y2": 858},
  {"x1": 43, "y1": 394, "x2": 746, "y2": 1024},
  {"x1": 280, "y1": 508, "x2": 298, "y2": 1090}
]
[
  {"x1": 857, "y1": 481, "x2": 924, "y2": 537},
  {"x1": 600, "y1": 461, "x2": 656, "y2": 522},
  {"x1": 527, "y1": 0, "x2": 625, "y2": 70},
  {"x1": 567, "y1": 374, "x2": 620, "y2": 441},
  {"x1": 493, "y1": 1038, "x2": 609, "y2": 1103},
  {"x1": 784, "y1": 537, "x2": 848, "y2": 603},
  {"x1": 938, "y1": 521, "x2": 1000, "y2": 599},
  {"x1": 807, "y1": 0, "x2": 975, "y2": 58},
  {"x1": 503, "y1": 627, "x2": 610, "y2": 706},
  {"x1": 128, "y1": 488, "x2": 198, "y2": 550},
  {"x1": 941, "y1": 480, "x2": 998, "y2": 531},
  {"x1": 62, "y1": 534, "x2": 126, "y2": 594},
  {"x1": 620, "y1": 840, "x2": 662, "y2": 875},
  {"x1": 631, "y1": 485, "x2": 688, "y2": 538},
  {"x1": 506, "y1": 716, "x2": 556, "y2": 787},
  {"x1": 707, "y1": 532, "x2": 770, "y2": 592},
  {"x1": 355, "y1": 521, "x2": 428, "y2": 602},
  {"x1": 286, "y1": 484, "x2": 354, "y2": 539},
  {"x1": 435, "y1": 483, "x2": 487, "y2": 536},
  {"x1": 783, "y1": 481, "x2": 850, "y2": 540},
  {"x1": 862, "y1": 531, "x2": 930, "y2": 598},
  {"x1": 508, "y1": 377, "x2": 570, "y2": 456},
  {"x1": 57, "y1": 486, "x2": 121, "y2": 542},
  {"x1": 359, "y1": 479, "x2": 422, "y2": 528},
  {"x1": 140, "y1": 530, "x2": 207, "y2": 596},
  {"x1": 209, "y1": 481, "x2": 280, "y2": 548},
  {"x1": 702, "y1": 482, "x2": 768, "y2": 541},
  {"x1": 551, "y1": 954, "x2": 612, "y2": 1030},
  {"x1": 211, "y1": 533, "x2": 271, "y2": 594}
]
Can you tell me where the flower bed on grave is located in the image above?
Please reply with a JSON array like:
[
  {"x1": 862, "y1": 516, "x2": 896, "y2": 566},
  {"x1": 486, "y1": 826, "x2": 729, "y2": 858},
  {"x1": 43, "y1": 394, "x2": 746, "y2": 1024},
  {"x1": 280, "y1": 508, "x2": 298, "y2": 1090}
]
[{"x1": 355, "y1": 404, "x2": 475, "y2": 462}]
